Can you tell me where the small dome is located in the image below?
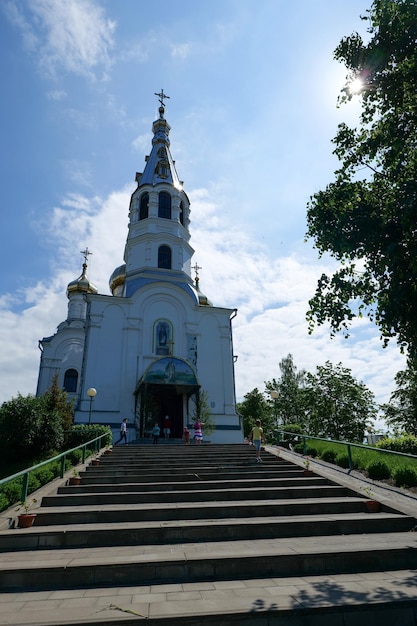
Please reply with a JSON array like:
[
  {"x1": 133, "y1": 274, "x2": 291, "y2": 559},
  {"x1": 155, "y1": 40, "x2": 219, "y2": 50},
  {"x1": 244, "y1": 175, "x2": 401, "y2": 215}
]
[
  {"x1": 67, "y1": 263, "x2": 98, "y2": 296},
  {"x1": 109, "y1": 263, "x2": 126, "y2": 296},
  {"x1": 195, "y1": 277, "x2": 212, "y2": 306}
]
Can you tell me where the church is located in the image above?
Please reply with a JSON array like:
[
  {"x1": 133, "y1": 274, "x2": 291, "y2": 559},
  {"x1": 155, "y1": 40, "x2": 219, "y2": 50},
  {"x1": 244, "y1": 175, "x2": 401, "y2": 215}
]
[{"x1": 36, "y1": 93, "x2": 243, "y2": 443}]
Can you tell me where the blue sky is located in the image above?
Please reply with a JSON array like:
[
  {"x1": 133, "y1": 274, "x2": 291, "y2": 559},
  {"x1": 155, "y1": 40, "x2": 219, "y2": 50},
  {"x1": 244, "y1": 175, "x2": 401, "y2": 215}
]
[{"x1": 0, "y1": 0, "x2": 406, "y2": 423}]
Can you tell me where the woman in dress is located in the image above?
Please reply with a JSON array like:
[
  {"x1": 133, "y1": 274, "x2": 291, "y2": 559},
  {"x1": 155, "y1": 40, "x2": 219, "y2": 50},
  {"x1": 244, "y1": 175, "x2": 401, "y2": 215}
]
[{"x1": 193, "y1": 420, "x2": 203, "y2": 444}]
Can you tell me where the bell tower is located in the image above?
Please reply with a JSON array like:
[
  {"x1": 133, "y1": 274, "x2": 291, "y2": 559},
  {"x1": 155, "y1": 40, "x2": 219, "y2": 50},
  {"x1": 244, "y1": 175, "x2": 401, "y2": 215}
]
[{"x1": 112, "y1": 91, "x2": 195, "y2": 299}]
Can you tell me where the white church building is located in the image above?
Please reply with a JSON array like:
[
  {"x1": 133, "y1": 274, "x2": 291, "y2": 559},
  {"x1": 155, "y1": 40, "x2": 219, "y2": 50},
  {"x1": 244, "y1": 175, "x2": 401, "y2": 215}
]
[{"x1": 36, "y1": 94, "x2": 243, "y2": 443}]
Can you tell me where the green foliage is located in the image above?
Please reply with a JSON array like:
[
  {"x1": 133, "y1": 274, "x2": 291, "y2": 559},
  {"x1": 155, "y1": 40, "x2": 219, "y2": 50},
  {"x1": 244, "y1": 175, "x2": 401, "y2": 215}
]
[
  {"x1": 304, "y1": 361, "x2": 376, "y2": 441},
  {"x1": 35, "y1": 468, "x2": 54, "y2": 485},
  {"x1": 0, "y1": 494, "x2": 9, "y2": 513},
  {"x1": 335, "y1": 453, "x2": 351, "y2": 469},
  {"x1": 1, "y1": 479, "x2": 22, "y2": 506},
  {"x1": 376, "y1": 434, "x2": 417, "y2": 455},
  {"x1": 320, "y1": 448, "x2": 337, "y2": 464},
  {"x1": 65, "y1": 424, "x2": 112, "y2": 448},
  {"x1": 305, "y1": 446, "x2": 318, "y2": 458},
  {"x1": 190, "y1": 390, "x2": 215, "y2": 436},
  {"x1": 281, "y1": 423, "x2": 303, "y2": 435},
  {"x1": 265, "y1": 354, "x2": 308, "y2": 427},
  {"x1": 366, "y1": 460, "x2": 391, "y2": 480},
  {"x1": 43, "y1": 374, "x2": 74, "y2": 436},
  {"x1": 66, "y1": 449, "x2": 83, "y2": 465},
  {"x1": 0, "y1": 390, "x2": 66, "y2": 461},
  {"x1": 393, "y1": 466, "x2": 417, "y2": 488},
  {"x1": 306, "y1": 0, "x2": 417, "y2": 358},
  {"x1": 381, "y1": 365, "x2": 417, "y2": 435},
  {"x1": 237, "y1": 388, "x2": 272, "y2": 437},
  {"x1": 293, "y1": 443, "x2": 304, "y2": 454}
]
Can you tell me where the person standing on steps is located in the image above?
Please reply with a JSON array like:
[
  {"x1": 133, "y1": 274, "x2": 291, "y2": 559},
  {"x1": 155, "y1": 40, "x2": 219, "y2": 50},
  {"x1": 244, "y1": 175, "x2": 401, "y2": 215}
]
[
  {"x1": 114, "y1": 418, "x2": 128, "y2": 445},
  {"x1": 183, "y1": 426, "x2": 190, "y2": 445},
  {"x1": 152, "y1": 422, "x2": 160, "y2": 445},
  {"x1": 163, "y1": 415, "x2": 171, "y2": 439},
  {"x1": 193, "y1": 420, "x2": 204, "y2": 444},
  {"x1": 249, "y1": 419, "x2": 264, "y2": 463}
]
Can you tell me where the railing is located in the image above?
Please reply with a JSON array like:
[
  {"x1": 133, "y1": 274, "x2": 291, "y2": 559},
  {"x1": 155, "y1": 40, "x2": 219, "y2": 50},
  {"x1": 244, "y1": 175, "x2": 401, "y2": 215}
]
[
  {"x1": 276, "y1": 430, "x2": 417, "y2": 472},
  {"x1": 0, "y1": 433, "x2": 108, "y2": 504}
]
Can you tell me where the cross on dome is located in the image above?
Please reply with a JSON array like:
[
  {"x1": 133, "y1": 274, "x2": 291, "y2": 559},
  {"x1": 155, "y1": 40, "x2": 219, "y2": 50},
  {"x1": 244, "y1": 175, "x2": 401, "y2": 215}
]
[{"x1": 80, "y1": 247, "x2": 92, "y2": 264}]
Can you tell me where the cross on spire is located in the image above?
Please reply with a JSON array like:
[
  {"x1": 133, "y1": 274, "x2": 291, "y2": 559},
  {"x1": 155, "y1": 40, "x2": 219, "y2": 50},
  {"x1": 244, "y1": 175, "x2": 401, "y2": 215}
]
[
  {"x1": 154, "y1": 89, "x2": 170, "y2": 107},
  {"x1": 80, "y1": 247, "x2": 93, "y2": 264},
  {"x1": 192, "y1": 262, "x2": 202, "y2": 280}
]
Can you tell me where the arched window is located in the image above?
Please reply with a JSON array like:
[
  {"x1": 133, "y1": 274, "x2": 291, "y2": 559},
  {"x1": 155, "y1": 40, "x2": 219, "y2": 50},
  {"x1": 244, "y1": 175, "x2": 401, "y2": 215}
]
[
  {"x1": 158, "y1": 245, "x2": 172, "y2": 269},
  {"x1": 63, "y1": 369, "x2": 78, "y2": 393},
  {"x1": 139, "y1": 192, "x2": 149, "y2": 220},
  {"x1": 179, "y1": 201, "x2": 184, "y2": 226},
  {"x1": 158, "y1": 192, "x2": 171, "y2": 219}
]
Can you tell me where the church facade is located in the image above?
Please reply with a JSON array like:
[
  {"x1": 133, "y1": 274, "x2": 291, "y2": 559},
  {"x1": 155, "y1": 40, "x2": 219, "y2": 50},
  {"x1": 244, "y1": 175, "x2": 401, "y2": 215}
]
[{"x1": 36, "y1": 96, "x2": 243, "y2": 443}]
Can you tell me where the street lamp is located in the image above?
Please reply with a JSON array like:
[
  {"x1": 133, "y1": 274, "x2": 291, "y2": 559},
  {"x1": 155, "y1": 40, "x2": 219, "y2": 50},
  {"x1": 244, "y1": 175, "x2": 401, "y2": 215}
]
[{"x1": 87, "y1": 387, "x2": 97, "y2": 424}]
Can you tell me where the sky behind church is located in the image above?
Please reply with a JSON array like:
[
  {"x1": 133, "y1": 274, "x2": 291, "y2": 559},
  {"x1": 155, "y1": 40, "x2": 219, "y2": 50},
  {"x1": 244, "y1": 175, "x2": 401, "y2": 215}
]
[{"x1": 0, "y1": 0, "x2": 406, "y2": 424}]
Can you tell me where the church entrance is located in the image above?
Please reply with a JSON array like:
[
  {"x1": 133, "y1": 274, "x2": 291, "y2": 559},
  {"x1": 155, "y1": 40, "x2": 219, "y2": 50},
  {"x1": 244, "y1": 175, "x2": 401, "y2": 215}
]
[
  {"x1": 148, "y1": 385, "x2": 184, "y2": 438},
  {"x1": 135, "y1": 356, "x2": 200, "y2": 439}
]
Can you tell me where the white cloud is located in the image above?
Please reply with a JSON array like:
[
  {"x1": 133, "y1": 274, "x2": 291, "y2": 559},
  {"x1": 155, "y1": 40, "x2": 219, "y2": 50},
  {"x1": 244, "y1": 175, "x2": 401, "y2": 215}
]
[{"x1": 4, "y1": 0, "x2": 116, "y2": 80}]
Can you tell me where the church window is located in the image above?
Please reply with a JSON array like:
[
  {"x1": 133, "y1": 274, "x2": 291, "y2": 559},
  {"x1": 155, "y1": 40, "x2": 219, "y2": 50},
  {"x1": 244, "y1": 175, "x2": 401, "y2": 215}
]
[
  {"x1": 158, "y1": 192, "x2": 171, "y2": 219},
  {"x1": 63, "y1": 369, "x2": 78, "y2": 393},
  {"x1": 158, "y1": 245, "x2": 172, "y2": 269},
  {"x1": 139, "y1": 192, "x2": 149, "y2": 220},
  {"x1": 179, "y1": 201, "x2": 184, "y2": 226}
]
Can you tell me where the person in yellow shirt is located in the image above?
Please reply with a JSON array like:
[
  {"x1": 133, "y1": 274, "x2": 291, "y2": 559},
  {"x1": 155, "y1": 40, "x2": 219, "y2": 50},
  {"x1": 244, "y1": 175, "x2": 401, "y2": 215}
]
[{"x1": 249, "y1": 419, "x2": 264, "y2": 463}]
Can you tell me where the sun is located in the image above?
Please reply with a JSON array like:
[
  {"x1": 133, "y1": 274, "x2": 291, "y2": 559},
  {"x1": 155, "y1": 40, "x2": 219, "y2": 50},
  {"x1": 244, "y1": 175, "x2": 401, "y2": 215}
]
[{"x1": 349, "y1": 76, "x2": 364, "y2": 95}]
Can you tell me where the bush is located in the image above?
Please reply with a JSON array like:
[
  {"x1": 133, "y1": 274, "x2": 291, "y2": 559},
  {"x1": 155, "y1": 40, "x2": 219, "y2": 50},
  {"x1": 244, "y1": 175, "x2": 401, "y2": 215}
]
[
  {"x1": 35, "y1": 468, "x2": 54, "y2": 486},
  {"x1": 366, "y1": 460, "x2": 391, "y2": 480},
  {"x1": 376, "y1": 435, "x2": 417, "y2": 455},
  {"x1": 305, "y1": 446, "x2": 318, "y2": 458},
  {"x1": 1, "y1": 478, "x2": 22, "y2": 508},
  {"x1": 335, "y1": 453, "x2": 351, "y2": 469},
  {"x1": 282, "y1": 423, "x2": 303, "y2": 435},
  {"x1": 66, "y1": 424, "x2": 112, "y2": 449},
  {"x1": 293, "y1": 443, "x2": 304, "y2": 454},
  {"x1": 392, "y1": 466, "x2": 417, "y2": 488},
  {"x1": 0, "y1": 493, "x2": 10, "y2": 512},
  {"x1": 320, "y1": 448, "x2": 337, "y2": 464},
  {"x1": 67, "y1": 449, "x2": 83, "y2": 466}
]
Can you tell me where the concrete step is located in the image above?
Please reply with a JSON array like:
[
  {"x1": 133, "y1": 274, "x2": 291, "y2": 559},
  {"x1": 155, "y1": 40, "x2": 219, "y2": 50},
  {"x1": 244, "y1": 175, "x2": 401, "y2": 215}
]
[
  {"x1": 2, "y1": 513, "x2": 414, "y2": 552},
  {"x1": 59, "y1": 476, "x2": 330, "y2": 492},
  {"x1": 43, "y1": 484, "x2": 353, "y2": 507},
  {"x1": 80, "y1": 468, "x2": 305, "y2": 482},
  {"x1": 2, "y1": 569, "x2": 417, "y2": 625},
  {"x1": 1, "y1": 532, "x2": 417, "y2": 592},
  {"x1": 24, "y1": 496, "x2": 374, "y2": 526}
]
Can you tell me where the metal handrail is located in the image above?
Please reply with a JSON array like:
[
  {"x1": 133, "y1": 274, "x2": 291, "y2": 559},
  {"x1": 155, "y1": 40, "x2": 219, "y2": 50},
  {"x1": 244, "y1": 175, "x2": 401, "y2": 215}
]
[
  {"x1": 0, "y1": 433, "x2": 108, "y2": 503},
  {"x1": 276, "y1": 429, "x2": 417, "y2": 472}
]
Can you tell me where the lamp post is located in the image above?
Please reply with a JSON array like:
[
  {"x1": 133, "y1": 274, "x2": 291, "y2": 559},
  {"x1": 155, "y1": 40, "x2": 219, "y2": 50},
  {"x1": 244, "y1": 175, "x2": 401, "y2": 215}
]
[{"x1": 87, "y1": 387, "x2": 97, "y2": 424}]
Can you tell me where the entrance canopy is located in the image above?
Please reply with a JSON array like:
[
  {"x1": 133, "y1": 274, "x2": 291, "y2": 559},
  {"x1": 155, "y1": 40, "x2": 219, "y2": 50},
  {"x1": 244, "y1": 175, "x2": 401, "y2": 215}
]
[{"x1": 135, "y1": 356, "x2": 200, "y2": 396}]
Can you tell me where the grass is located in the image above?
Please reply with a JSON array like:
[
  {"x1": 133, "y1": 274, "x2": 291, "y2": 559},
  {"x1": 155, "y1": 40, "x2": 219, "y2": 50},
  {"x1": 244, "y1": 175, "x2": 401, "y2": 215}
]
[{"x1": 295, "y1": 438, "x2": 417, "y2": 476}]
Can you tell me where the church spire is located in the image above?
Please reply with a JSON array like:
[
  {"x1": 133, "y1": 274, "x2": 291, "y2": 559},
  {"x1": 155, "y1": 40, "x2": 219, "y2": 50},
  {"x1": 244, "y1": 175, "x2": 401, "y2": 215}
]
[{"x1": 137, "y1": 91, "x2": 182, "y2": 190}]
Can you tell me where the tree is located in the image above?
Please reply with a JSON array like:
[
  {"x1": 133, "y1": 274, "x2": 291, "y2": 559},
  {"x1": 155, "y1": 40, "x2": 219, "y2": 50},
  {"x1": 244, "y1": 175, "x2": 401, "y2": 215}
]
[
  {"x1": 306, "y1": 0, "x2": 417, "y2": 358},
  {"x1": 265, "y1": 353, "x2": 307, "y2": 427},
  {"x1": 304, "y1": 361, "x2": 376, "y2": 442},
  {"x1": 237, "y1": 388, "x2": 272, "y2": 438},
  {"x1": 381, "y1": 365, "x2": 417, "y2": 435},
  {"x1": 43, "y1": 374, "x2": 74, "y2": 435},
  {"x1": 190, "y1": 389, "x2": 215, "y2": 436}
]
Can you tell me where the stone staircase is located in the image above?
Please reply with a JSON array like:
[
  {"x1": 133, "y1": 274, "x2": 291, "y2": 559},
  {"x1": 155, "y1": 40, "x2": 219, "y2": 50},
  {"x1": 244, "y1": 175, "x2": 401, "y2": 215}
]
[{"x1": 0, "y1": 444, "x2": 417, "y2": 625}]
